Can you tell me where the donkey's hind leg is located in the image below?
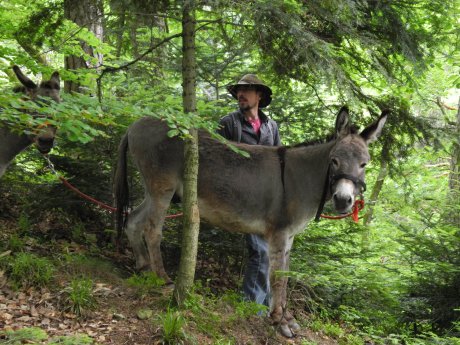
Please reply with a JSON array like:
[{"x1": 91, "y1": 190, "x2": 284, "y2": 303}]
[
  {"x1": 142, "y1": 190, "x2": 175, "y2": 284},
  {"x1": 125, "y1": 199, "x2": 154, "y2": 272},
  {"x1": 125, "y1": 187, "x2": 174, "y2": 284},
  {"x1": 125, "y1": 192, "x2": 173, "y2": 283}
]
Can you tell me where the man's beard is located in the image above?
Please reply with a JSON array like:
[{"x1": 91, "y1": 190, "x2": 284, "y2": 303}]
[
  {"x1": 239, "y1": 104, "x2": 251, "y2": 111},
  {"x1": 238, "y1": 99, "x2": 255, "y2": 112}
]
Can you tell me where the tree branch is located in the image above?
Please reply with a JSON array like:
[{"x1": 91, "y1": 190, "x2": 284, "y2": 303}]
[{"x1": 96, "y1": 21, "x2": 221, "y2": 100}]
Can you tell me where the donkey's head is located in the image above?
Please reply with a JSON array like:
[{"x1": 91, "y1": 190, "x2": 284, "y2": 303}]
[
  {"x1": 12, "y1": 65, "x2": 60, "y2": 154},
  {"x1": 328, "y1": 107, "x2": 387, "y2": 214}
]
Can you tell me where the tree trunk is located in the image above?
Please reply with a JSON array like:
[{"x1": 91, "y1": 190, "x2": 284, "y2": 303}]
[
  {"x1": 447, "y1": 97, "x2": 460, "y2": 225},
  {"x1": 362, "y1": 144, "x2": 389, "y2": 251},
  {"x1": 173, "y1": 1, "x2": 200, "y2": 307},
  {"x1": 115, "y1": 6, "x2": 126, "y2": 58},
  {"x1": 63, "y1": 0, "x2": 103, "y2": 93}
]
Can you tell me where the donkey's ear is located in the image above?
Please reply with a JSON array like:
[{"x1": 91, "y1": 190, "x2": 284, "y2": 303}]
[
  {"x1": 360, "y1": 110, "x2": 389, "y2": 144},
  {"x1": 335, "y1": 106, "x2": 349, "y2": 136},
  {"x1": 13, "y1": 65, "x2": 37, "y2": 89},
  {"x1": 50, "y1": 71, "x2": 60, "y2": 85}
]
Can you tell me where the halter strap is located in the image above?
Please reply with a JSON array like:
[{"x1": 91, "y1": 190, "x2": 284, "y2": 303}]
[
  {"x1": 277, "y1": 146, "x2": 287, "y2": 191},
  {"x1": 329, "y1": 173, "x2": 366, "y2": 192},
  {"x1": 315, "y1": 164, "x2": 331, "y2": 222}
]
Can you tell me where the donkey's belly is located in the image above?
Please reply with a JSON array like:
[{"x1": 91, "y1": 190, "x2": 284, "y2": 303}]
[{"x1": 198, "y1": 199, "x2": 266, "y2": 235}]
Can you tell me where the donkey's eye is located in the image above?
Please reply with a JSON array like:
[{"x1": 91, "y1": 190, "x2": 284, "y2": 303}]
[
  {"x1": 331, "y1": 158, "x2": 339, "y2": 166},
  {"x1": 360, "y1": 163, "x2": 367, "y2": 168}
]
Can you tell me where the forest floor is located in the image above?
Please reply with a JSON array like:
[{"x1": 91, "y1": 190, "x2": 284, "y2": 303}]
[{"x1": 0, "y1": 214, "x2": 341, "y2": 345}]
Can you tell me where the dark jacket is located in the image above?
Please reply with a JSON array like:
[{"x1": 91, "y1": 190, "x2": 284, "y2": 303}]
[{"x1": 218, "y1": 109, "x2": 281, "y2": 146}]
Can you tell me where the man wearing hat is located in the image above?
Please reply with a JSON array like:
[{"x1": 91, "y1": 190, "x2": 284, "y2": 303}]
[{"x1": 217, "y1": 74, "x2": 281, "y2": 307}]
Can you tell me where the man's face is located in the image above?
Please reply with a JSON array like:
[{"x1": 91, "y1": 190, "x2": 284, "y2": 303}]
[{"x1": 236, "y1": 85, "x2": 261, "y2": 111}]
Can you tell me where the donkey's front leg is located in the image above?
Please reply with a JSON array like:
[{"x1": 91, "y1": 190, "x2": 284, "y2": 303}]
[{"x1": 268, "y1": 231, "x2": 299, "y2": 337}]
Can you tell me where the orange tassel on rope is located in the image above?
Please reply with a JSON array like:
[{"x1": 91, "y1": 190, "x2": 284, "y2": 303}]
[{"x1": 352, "y1": 199, "x2": 365, "y2": 223}]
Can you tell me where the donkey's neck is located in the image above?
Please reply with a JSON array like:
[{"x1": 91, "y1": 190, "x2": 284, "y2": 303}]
[
  {"x1": 0, "y1": 125, "x2": 32, "y2": 177},
  {"x1": 290, "y1": 139, "x2": 336, "y2": 191},
  {"x1": 283, "y1": 140, "x2": 336, "y2": 227}
]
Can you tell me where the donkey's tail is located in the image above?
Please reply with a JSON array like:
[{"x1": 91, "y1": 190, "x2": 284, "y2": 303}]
[{"x1": 114, "y1": 132, "x2": 130, "y2": 247}]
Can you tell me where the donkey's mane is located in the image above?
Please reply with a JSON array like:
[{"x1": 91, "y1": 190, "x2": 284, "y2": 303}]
[
  {"x1": 292, "y1": 125, "x2": 359, "y2": 148},
  {"x1": 293, "y1": 133, "x2": 336, "y2": 148}
]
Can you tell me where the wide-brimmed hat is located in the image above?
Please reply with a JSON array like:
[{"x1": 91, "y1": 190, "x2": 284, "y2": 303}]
[{"x1": 227, "y1": 74, "x2": 272, "y2": 108}]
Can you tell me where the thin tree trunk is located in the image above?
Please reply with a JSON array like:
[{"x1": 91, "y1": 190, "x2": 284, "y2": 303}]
[
  {"x1": 363, "y1": 160, "x2": 388, "y2": 226},
  {"x1": 173, "y1": 0, "x2": 200, "y2": 307},
  {"x1": 362, "y1": 144, "x2": 389, "y2": 250},
  {"x1": 447, "y1": 97, "x2": 460, "y2": 225}
]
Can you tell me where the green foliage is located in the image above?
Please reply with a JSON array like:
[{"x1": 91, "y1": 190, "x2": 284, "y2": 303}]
[
  {"x1": 48, "y1": 334, "x2": 96, "y2": 345},
  {"x1": 0, "y1": 91, "x2": 114, "y2": 145},
  {"x1": 0, "y1": 327, "x2": 97, "y2": 345},
  {"x1": 17, "y1": 212, "x2": 31, "y2": 234},
  {"x1": 9, "y1": 252, "x2": 54, "y2": 288},
  {"x1": 301, "y1": 341, "x2": 319, "y2": 345},
  {"x1": 178, "y1": 285, "x2": 222, "y2": 337},
  {"x1": 0, "y1": 327, "x2": 48, "y2": 344},
  {"x1": 221, "y1": 291, "x2": 268, "y2": 319},
  {"x1": 70, "y1": 221, "x2": 86, "y2": 242},
  {"x1": 308, "y1": 319, "x2": 344, "y2": 339},
  {"x1": 126, "y1": 272, "x2": 165, "y2": 297},
  {"x1": 161, "y1": 283, "x2": 267, "y2": 341},
  {"x1": 339, "y1": 334, "x2": 364, "y2": 345},
  {"x1": 157, "y1": 308, "x2": 187, "y2": 345},
  {"x1": 63, "y1": 278, "x2": 97, "y2": 317},
  {"x1": 7, "y1": 234, "x2": 25, "y2": 252},
  {"x1": 59, "y1": 253, "x2": 120, "y2": 286}
]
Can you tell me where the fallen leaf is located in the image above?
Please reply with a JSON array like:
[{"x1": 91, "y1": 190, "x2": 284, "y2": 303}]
[
  {"x1": 2, "y1": 312, "x2": 13, "y2": 320},
  {"x1": 30, "y1": 305, "x2": 39, "y2": 317}
]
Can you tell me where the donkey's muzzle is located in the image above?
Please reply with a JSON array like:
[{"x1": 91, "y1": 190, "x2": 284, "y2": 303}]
[
  {"x1": 36, "y1": 137, "x2": 55, "y2": 154},
  {"x1": 333, "y1": 193, "x2": 354, "y2": 214}
]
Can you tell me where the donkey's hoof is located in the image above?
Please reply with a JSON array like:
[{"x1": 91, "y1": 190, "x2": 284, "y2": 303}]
[
  {"x1": 278, "y1": 324, "x2": 296, "y2": 338},
  {"x1": 164, "y1": 281, "x2": 175, "y2": 290},
  {"x1": 288, "y1": 319, "x2": 301, "y2": 331}
]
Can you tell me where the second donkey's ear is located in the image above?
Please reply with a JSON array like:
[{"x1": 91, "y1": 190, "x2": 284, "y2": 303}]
[
  {"x1": 50, "y1": 71, "x2": 60, "y2": 86},
  {"x1": 335, "y1": 106, "x2": 349, "y2": 137},
  {"x1": 13, "y1": 65, "x2": 37, "y2": 90}
]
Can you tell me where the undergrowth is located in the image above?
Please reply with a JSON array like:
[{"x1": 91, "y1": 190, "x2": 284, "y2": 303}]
[
  {"x1": 125, "y1": 271, "x2": 166, "y2": 297},
  {"x1": 62, "y1": 277, "x2": 97, "y2": 317},
  {"x1": 0, "y1": 327, "x2": 98, "y2": 345},
  {"x1": 9, "y1": 252, "x2": 54, "y2": 289}
]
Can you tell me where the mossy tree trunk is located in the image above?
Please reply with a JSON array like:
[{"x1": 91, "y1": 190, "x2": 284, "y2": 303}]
[{"x1": 173, "y1": 0, "x2": 200, "y2": 307}]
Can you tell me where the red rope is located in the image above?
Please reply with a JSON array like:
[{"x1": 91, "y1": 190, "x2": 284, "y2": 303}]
[
  {"x1": 57, "y1": 176, "x2": 183, "y2": 218},
  {"x1": 320, "y1": 199, "x2": 365, "y2": 223},
  {"x1": 42, "y1": 151, "x2": 183, "y2": 218}
]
